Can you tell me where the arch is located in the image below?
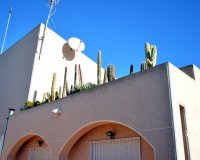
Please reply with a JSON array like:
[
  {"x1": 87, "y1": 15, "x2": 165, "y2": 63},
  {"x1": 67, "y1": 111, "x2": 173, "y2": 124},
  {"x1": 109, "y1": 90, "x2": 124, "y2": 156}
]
[
  {"x1": 59, "y1": 120, "x2": 155, "y2": 160},
  {"x1": 7, "y1": 133, "x2": 51, "y2": 160}
]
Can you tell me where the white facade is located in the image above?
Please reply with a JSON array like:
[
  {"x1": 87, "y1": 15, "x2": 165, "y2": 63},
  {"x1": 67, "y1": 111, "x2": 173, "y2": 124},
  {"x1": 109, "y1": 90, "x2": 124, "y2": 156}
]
[
  {"x1": 0, "y1": 23, "x2": 99, "y2": 136},
  {"x1": 168, "y1": 64, "x2": 200, "y2": 159},
  {"x1": 0, "y1": 24, "x2": 200, "y2": 160},
  {"x1": 27, "y1": 24, "x2": 99, "y2": 102}
]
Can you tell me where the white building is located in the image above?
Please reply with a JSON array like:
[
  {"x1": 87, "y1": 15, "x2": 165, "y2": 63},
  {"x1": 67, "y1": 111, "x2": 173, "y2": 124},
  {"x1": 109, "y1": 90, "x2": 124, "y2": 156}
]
[
  {"x1": 0, "y1": 24, "x2": 200, "y2": 160},
  {"x1": 0, "y1": 23, "x2": 99, "y2": 151}
]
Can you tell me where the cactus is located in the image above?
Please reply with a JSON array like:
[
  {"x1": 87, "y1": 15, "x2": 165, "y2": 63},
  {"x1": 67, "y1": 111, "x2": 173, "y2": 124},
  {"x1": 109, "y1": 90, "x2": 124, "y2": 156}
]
[
  {"x1": 107, "y1": 64, "x2": 116, "y2": 82},
  {"x1": 42, "y1": 93, "x2": 46, "y2": 103},
  {"x1": 130, "y1": 65, "x2": 134, "y2": 75},
  {"x1": 70, "y1": 85, "x2": 74, "y2": 94},
  {"x1": 141, "y1": 61, "x2": 148, "y2": 71},
  {"x1": 78, "y1": 64, "x2": 83, "y2": 85},
  {"x1": 62, "y1": 67, "x2": 68, "y2": 97},
  {"x1": 55, "y1": 91, "x2": 59, "y2": 100},
  {"x1": 70, "y1": 82, "x2": 96, "y2": 94},
  {"x1": 46, "y1": 92, "x2": 51, "y2": 102},
  {"x1": 51, "y1": 73, "x2": 56, "y2": 101},
  {"x1": 97, "y1": 50, "x2": 102, "y2": 84},
  {"x1": 103, "y1": 69, "x2": 108, "y2": 83},
  {"x1": 145, "y1": 42, "x2": 157, "y2": 68},
  {"x1": 74, "y1": 64, "x2": 78, "y2": 87},
  {"x1": 59, "y1": 86, "x2": 62, "y2": 98}
]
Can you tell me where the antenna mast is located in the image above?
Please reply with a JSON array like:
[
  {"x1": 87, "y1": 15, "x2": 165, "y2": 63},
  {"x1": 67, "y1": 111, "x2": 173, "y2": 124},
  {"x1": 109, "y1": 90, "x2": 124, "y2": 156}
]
[
  {"x1": 1, "y1": 7, "x2": 13, "y2": 54},
  {"x1": 38, "y1": 0, "x2": 57, "y2": 59}
]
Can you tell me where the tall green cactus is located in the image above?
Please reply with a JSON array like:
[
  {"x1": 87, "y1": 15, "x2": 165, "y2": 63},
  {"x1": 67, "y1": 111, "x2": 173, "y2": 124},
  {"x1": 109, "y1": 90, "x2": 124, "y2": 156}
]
[
  {"x1": 103, "y1": 69, "x2": 108, "y2": 83},
  {"x1": 74, "y1": 64, "x2": 78, "y2": 86},
  {"x1": 55, "y1": 91, "x2": 59, "y2": 100},
  {"x1": 70, "y1": 85, "x2": 74, "y2": 94},
  {"x1": 79, "y1": 64, "x2": 83, "y2": 85},
  {"x1": 97, "y1": 50, "x2": 102, "y2": 84},
  {"x1": 62, "y1": 67, "x2": 68, "y2": 97},
  {"x1": 130, "y1": 65, "x2": 134, "y2": 75},
  {"x1": 107, "y1": 64, "x2": 116, "y2": 82},
  {"x1": 42, "y1": 93, "x2": 46, "y2": 103},
  {"x1": 59, "y1": 86, "x2": 62, "y2": 99},
  {"x1": 141, "y1": 61, "x2": 148, "y2": 71},
  {"x1": 51, "y1": 73, "x2": 56, "y2": 101},
  {"x1": 46, "y1": 92, "x2": 51, "y2": 102},
  {"x1": 145, "y1": 42, "x2": 157, "y2": 68}
]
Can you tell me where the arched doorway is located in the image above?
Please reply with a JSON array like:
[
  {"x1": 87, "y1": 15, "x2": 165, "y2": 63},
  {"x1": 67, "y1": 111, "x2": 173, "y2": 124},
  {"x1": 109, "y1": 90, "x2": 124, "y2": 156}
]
[
  {"x1": 59, "y1": 121, "x2": 155, "y2": 160},
  {"x1": 7, "y1": 134, "x2": 51, "y2": 160}
]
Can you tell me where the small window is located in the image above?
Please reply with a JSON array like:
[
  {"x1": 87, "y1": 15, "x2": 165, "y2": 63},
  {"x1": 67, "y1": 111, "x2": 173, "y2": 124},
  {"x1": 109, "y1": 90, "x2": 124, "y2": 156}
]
[{"x1": 179, "y1": 105, "x2": 190, "y2": 160}]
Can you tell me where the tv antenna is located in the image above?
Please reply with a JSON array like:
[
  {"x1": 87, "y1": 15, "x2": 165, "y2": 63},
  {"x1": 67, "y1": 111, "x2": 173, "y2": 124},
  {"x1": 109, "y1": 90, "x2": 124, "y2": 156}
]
[
  {"x1": 1, "y1": 7, "x2": 13, "y2": 54},
  {"x1": 38, "y1": 0, "x2": 59, "y2": 59}
]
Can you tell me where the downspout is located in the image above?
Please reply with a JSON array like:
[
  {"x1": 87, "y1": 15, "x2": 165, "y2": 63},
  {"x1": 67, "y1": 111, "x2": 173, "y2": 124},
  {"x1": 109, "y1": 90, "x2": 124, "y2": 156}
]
[{"x1": 166, "y1": 63, "x2": 178, "y2": 160}]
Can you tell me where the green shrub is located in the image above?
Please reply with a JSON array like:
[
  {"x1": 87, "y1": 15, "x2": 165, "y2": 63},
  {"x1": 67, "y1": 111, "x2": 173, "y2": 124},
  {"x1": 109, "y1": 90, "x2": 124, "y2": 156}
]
[
  {"x1": 24, "y1": 101, "x2": 34, "y2": 109},
  {"x1": 21, "y1": 101, "x2": 42, "y2": 111},
  {"x1": 34, "y1": 101, "x2": 41, "y2": 106},
  {"x1": 70, "y1": 82, "x2": 96, "y2": 94}
]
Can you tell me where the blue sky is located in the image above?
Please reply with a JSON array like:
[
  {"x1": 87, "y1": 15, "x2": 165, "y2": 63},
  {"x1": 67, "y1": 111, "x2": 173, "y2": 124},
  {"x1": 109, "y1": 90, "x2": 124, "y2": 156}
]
[{"x1": 0, "y1": 0, "x2": 200, "y2": 78}]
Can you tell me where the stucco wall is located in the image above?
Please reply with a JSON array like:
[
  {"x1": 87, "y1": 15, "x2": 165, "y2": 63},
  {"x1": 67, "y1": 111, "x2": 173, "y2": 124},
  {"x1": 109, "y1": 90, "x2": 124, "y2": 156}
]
[
  {"x1": 2, "y1": 63, "x2": 176, "y2": 160},
  {"x1": 0, "y1": 23, "x2": 101, "y2": 153},
  {"x1": 68, "y1": 123, "x2": 154, "y2": 160},
  {"x1": 0, "y1": 25, "x2": 39, "y2": 135},
  {"x1": 16, "y1": 136, "x2": 48, "y2": 160},
  {"x1": 168, "y1": 63, "x2": 200, "y2": 160},
  {"x1": 27, "y1": 24, "x2": 100, "y2": 103}
]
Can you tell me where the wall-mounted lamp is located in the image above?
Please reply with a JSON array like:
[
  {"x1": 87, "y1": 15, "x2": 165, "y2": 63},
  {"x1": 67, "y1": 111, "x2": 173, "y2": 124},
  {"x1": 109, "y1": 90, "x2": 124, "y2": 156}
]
[
  {"x1": 52, "y1": 108, "x2": 62, "y2": 114},
  {"x1": 106, "y1": 131, "x2": 115, "y2": 139},
  {"x1": 1, "y1": 108, "x2": 15, "y2": 156},
  {"x1": 8, "y1": 108, "x2": 15, "y2": 116},
  {"x1": 36, "y1": 140, "x2": 44, "y2": 147}
]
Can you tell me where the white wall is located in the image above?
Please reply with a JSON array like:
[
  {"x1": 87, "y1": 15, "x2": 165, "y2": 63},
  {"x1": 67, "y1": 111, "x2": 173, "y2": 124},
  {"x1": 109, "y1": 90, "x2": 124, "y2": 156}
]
[
  {"x1": 0, "y1": 25, "x2": 40, "y2": 135},
  {"x1": 168, "y1": 63, "x2": 200, "y2": 160},
  {"x1": 27, "y1": 24, "x2": 99, "y2": 102},
  {"x1": 0, "y1": 23, "x2": 101, "y2": 138}
]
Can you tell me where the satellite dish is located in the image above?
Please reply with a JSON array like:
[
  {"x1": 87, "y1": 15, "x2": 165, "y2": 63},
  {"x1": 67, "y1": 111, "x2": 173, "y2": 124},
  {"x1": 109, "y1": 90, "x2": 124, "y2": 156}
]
[
  {"x1": 62, "y1": 43, "x2": 75, "y2": 61},
  {"x1": 68, "y1": 37, "x2": 85, "y2": 52}
]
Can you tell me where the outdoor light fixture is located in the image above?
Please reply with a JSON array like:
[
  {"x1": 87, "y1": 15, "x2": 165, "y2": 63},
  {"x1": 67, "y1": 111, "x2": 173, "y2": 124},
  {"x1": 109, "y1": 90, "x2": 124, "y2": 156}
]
[
  {"x1": 36, "y1": 140, "x2": 44, "y2": 147},
  {"x1": 8, "y1": 108, "x2": 15, "y2": 116},
  {"x1": 52, "y1": 108, "x2": 62, "y2": 114},
  {"x1": 0, "y1": 108, "x2": 15, "y2": 156},
  {"x1": 106, "y1": 131, "x2": 115, "y2": 139}
]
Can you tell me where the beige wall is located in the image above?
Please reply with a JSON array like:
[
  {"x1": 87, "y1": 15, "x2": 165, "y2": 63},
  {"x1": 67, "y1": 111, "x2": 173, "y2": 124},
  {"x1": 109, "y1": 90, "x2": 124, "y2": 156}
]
[
  {"x1": 16, "y1": 136, "x2": 48, "y2": 160},
  {"x1": 0, "y1": 25, "x2": 39, "y2": 136},
  {"x1": 168, "y1": 63, "x2": 200, "y2": 160},
  {"x1": 68, "y1": 123, "x2": 154, "y2": 160},
  {"x1": 2, "y1": 63, "x2": 177, "y2": 160},
  {"x1": 0, "y1": 23, "x2": 100, "y2": 154}
]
